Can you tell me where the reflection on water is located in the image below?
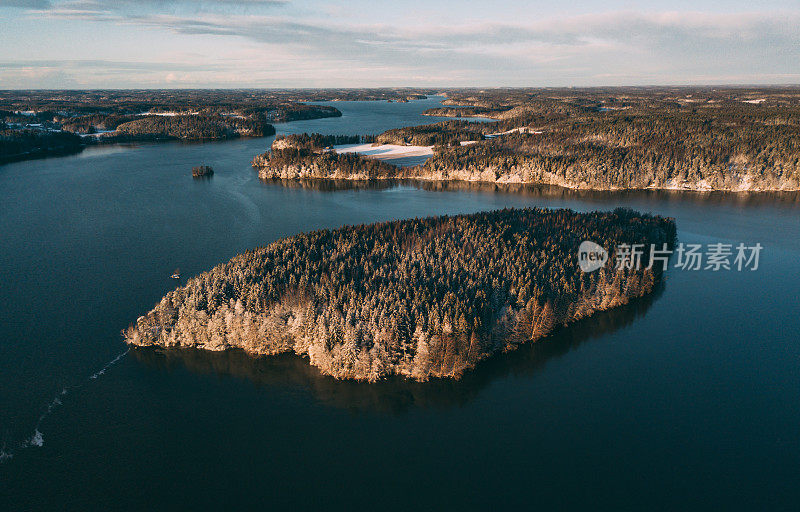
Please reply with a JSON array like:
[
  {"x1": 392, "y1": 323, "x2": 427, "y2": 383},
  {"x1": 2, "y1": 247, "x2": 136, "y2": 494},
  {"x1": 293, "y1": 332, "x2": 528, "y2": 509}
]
[
  {"x1": 412, "y1": 181, "x2": 800, "y2": 206},
  {"x1": 132, "y1": 283, "x2": 663, "y2": 414},
  {"x1": 263, "y1": 178, "x2": 398, "y2": 192},
  {"x1": 259, "y1": 177, "x2": 800, "y2": 206}
]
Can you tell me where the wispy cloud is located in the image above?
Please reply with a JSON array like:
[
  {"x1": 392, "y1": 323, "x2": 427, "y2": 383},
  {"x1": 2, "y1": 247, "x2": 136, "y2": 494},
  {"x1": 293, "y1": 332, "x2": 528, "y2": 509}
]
[
  {"x1": 103, "y1": 10, "x2": 800, "y2": 79},
  {"x1": 2, "y1": 3, "x2": 799, "y2": 87}
]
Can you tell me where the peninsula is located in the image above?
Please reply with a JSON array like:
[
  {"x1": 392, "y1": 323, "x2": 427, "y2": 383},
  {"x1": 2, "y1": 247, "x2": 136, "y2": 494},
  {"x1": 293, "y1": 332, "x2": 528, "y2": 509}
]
[
  {"x1": 253, "y1": 87, "x2": 800, "y2": 192},
  {"x1": 125, "y1": 207, "x2": 676, "y2": 381}
]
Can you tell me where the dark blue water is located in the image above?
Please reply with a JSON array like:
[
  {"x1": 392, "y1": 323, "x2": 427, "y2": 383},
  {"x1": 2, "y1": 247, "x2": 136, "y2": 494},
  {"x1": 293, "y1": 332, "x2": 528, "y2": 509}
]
[{"x1": 0, "y1": 97, "x2": 798, "y2": 511}]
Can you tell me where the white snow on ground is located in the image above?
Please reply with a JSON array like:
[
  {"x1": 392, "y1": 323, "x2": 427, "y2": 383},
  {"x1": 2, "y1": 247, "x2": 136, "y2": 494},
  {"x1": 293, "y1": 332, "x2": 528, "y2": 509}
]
[
  {"x1": 136, "y1": 112, "x2": 199, "y2": 116},
  {"x1": 485, "y1": 127, "x2": 542, "y2": 138},
  {"x1": 333, "y1": 143, "x2": 434, "y2": 168},
  {"x1": 79, "y1": 129, "x2": 117, "y2": 138},
  {"x1": 332, "y1": 128, "x2": 543, "y2": 165},
  {"x1": 335, "y1": 143, "x2": 434, "y2": 159}
]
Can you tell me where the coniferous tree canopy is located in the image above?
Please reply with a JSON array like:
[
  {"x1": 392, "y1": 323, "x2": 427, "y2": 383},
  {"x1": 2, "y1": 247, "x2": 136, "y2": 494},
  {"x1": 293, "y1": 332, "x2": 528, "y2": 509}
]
[
  {"x1": 253, "y1": 87, "x2": 800, "y2": 191},
  {"x1": 115, "y1": 114, "x2": 275, "y2": 140},
  {"x1": 126, "y1": 208, "x2": 676, "y2": 381},
  {"x1": 0, "y1": 128, "x2": 83, "y2": 163}
]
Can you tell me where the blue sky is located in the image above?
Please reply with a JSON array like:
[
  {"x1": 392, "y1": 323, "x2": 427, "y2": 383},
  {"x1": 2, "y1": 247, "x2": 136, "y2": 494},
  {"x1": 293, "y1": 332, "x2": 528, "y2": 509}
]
[{"x1": 1, "y1": 0, "x2": 798, "y2": 88}]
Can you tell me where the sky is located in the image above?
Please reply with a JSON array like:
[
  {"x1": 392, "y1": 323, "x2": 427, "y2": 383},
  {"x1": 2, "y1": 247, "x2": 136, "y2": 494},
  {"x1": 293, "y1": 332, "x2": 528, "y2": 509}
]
[{"x1": 0, "y1": 0, "x2": 798, "y2": 88}]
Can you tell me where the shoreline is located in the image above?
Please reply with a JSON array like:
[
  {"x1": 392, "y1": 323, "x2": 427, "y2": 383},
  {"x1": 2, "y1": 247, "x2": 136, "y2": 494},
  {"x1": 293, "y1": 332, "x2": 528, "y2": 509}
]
[{"x1": 254, "y1": 168, "x2": 800, "y2": 193}]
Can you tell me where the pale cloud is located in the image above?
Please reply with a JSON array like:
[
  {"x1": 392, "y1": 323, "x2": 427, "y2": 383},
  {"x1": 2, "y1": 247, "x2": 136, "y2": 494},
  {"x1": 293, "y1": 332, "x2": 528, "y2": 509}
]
[{"x1": 1, "y1": 2, "x2": 798, "y2": 87}]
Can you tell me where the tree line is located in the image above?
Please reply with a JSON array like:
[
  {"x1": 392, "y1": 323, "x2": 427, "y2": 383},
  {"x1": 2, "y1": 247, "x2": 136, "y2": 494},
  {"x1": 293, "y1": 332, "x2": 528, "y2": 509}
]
[
  {"x1": 253, "y1": 147, "x2": 401, "y2": 180},
  {"x1": 0, "y1": 127, "x2": 83, "y2": 163},
  {"x1": 114, "y1": 114, "x2": 276, "y2": 140},
  {"x1": 420, "y1": 110, "x2": 800, "y2": 190},
  {"x1": 374, "y1": 120, "x2": 489, "y2": 147},
  {"x1": 272, "y1": 133, "x2": 372, "y2": 151}
]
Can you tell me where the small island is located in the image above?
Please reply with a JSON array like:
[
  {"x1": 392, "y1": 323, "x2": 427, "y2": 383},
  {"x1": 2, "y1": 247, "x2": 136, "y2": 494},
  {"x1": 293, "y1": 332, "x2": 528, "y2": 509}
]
[
  {"x1": 125, "y1": 207, "x2": 676, "y2": 381},
  {"x1": 192, "y1": 165, "x2": 214, "y2": 178}
]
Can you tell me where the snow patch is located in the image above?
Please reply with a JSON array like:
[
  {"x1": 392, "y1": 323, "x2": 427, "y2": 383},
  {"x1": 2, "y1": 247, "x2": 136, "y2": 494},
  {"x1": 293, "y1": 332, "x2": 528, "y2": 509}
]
[{"x1": 335, "y1": 143, "x2": 434, "y2": 159}]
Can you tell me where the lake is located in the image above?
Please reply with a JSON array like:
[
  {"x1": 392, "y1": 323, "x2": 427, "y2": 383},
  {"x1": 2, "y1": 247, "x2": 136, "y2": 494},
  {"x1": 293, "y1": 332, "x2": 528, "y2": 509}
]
[{"x1": 0, "y1": 96, "x2": 798, "y2": 510}]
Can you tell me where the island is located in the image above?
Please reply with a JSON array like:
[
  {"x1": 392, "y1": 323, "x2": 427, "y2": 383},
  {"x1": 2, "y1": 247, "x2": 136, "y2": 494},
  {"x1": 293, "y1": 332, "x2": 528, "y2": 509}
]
[
  {"x1": 253, "y1": 87, "x2": 800, "y2": 191},
  {"x1": 192, "y1": 165, "x2": 214, "y2": 178},
  {"x1": 124, "y1": 207, "x2": 676, "y2": 381}
]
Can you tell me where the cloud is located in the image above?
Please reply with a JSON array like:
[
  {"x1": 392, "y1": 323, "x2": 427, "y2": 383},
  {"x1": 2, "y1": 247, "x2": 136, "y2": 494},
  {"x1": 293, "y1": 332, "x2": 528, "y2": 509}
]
[
  {"x1": 6, "y1": 0, "x2": 288, "y2": 15},
  {"x1": 1, "y1": 0, "x2": 53, "y2": 8},
  {"x1": 3, "y1": 6, "x2": 800, "y2": 87},
  {"x1": 107, "y1": 10, "x2": 798, "y2": 76},
  {"x1": 104, "y1": 10, "x2": 798, "y2": 52}
]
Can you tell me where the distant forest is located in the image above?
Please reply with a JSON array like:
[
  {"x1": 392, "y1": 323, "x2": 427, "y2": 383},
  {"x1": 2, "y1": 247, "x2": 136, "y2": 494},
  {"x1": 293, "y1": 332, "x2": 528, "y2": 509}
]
[
  {"x1": 114, "y1": 114, "x2": 275, "y2": 140},
  {"x1": 0, "y1": 126, "x2": 83, "y2": 164},
  {"x1": 0, "y1": 90, "x2": 349, "y2": 163},
  {"x1": 423, "y1": 106, "x2": 507, "y2": 118},
  {"x1": 253, "y1": 87, "x2": 800, "y2": 191},
  {"x1": 272, "y1": 133, "x2": 371, "y2": 151},
  {"x1": 374, "y1": 121, "x2": 487, "y2": 146},
  {"x1": 125, "y1": 208, "x2": 676, "y2": 381},
  {"x1": 420, "y1": 109, "x2": 800, "y2": 190}
]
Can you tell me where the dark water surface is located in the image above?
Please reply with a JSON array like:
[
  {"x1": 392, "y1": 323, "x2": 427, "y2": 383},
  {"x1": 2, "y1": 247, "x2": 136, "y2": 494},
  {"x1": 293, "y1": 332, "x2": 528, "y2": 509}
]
[{"x1": 1, "y1": 97, "x2": 798, "y2": 511}]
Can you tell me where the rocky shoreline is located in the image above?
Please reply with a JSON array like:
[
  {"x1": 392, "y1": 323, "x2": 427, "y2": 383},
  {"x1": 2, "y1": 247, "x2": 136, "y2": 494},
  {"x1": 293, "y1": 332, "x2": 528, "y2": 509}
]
[{"x1": 252, "y1": 158, "x2": 800, "y2": 192}]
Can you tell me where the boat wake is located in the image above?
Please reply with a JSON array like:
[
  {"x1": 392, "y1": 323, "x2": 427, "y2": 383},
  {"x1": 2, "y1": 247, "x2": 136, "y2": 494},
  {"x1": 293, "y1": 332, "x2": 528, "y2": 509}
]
[
  {"x1": 0, "y1": 445, "x2": 13, "y2": 463},
  {"x1": 0, "y1": 348, "x2": 129, "y2": 464},
  {"x1": 89, "y1": 349, "x2": 128, "y2": 380}
]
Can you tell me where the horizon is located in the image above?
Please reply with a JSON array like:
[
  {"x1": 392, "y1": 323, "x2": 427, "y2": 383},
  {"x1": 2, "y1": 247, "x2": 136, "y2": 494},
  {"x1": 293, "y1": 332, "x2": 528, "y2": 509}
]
[
  {"x1": 1, "y1": 1, "x2": 799, "y2": 89},
  {"x1": 3, "y1": 84, "x2": 800, "y2": 92}
]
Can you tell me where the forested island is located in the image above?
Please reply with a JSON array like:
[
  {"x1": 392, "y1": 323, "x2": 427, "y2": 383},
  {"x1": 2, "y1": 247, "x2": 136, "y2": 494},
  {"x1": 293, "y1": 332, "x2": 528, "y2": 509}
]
[
  {"x1": 254, "y1": 87, "x2": 800, "y2": 191},
  {"x1": 125, "y1": 208, "x2": 676, "y2": 381},
  {"x1": 0, "y1": 90, "x2": 345, "y2": 163}
]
